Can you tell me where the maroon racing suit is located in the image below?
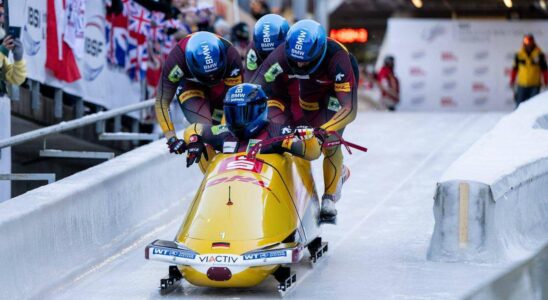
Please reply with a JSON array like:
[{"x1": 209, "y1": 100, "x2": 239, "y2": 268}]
[
  {"x1": 244, "y1": 44, "x2": 301, "y2": 125},
  {"x1": 249, "y1": 37, "x2": 359, "y2": 197},
  {"x1": 154, "y1": 34, "x2": 243, "y2": 138}
]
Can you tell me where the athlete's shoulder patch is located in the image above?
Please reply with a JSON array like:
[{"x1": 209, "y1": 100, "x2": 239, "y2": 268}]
[
  {"x1": 328, "y1": 96, "x2": 342, "y2": 112},
  {"x1": 246, "y1": 49, "x2": 258, "y2": 71},
  {"x1": 264, "y1": 63, "x2": 283, "y2": 82},
  {"x1": 168, "y1": 65, "x2": 184, "y2": 82},
  {"x1": 211, "y1": 124, "x2": 230, "y2": 135},
  {"x1": 281, "y1": 125, "x2": 293, "y2": 135}
]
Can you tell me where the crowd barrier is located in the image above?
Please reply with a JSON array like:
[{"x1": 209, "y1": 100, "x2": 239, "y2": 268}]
[
  {"x1": 0, "y1": 136, "x2": 201, "y2": 299},
  {"x1": 428, "y1": 91, "x2": 548, "y2": 263}
]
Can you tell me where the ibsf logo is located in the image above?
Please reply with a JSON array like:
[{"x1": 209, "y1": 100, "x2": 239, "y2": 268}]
[
  {"x1": 442, "y1": 66, "x2": 457, "y2": 76},
  {"x1": 474, "y1": 66, "x2": 489, "y2": 76},
  {"x1": 23, "y1": 2, "x2": 46, "y2": 56},
  {"x1": 474, "y1": 51, "x2": 489, "y2": 60},
  {"x1": 474, "y1": 97, "x2": 488, "y2": 106},
  {"x1": 261, "y1": 23, "x2": 275, "y2": 50},
  {"x1": 442, "y1": 81, "x2": 457, "y2": 90},
  {"x1": 201, "y1": 43, "x2": 218, "y2": 72},
  {"x1": 441, "y1": 52, "x2": 458, "y2": 61},
  {"x1": 291, "y1": 30, "x2": 307, "y2": 59},
  {"x1": 472, "y1": 82, "x2": 489, "y2": 92},
  {"x1": 411, "y1": 81, "x2": 425, "y2": 90},
  {"x1": 409, "y1": 67, "x2": 426, "y2": 76},
  {"x1": 84, "y1": 15, "x2": 106, "y2": 81}
]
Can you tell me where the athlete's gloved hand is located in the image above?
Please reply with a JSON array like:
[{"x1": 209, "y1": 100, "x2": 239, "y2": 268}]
[
  {"x1": 314, "y1": 128, "x2": 329, "y2": 144},
  {"x1": 166, "y1": 137, "x2": 186, "y2": 154},
  {"x1": 186, "y1": 135, "x2": 208, "y2": 167},
  {"x1": 294, "y1": 126, "x2": 315, "y2": 140}
]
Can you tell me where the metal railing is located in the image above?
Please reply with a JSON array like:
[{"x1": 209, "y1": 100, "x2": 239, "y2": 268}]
[{"x1": 0, "y1": 99, "x2": 155, "y2": 150}]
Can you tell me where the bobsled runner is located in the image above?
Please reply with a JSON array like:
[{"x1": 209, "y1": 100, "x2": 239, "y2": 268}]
[{"x1": 145, "y1": 131, "x2": 366, "y2": 296}]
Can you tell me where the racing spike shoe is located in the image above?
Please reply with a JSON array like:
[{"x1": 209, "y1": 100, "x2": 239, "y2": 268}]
[
  {"x1": 334, "y1": 165, "x2": 351, "y2": 202},
  {"x1": 320, "y1": 194, "x2": 337, "y2": 224}
]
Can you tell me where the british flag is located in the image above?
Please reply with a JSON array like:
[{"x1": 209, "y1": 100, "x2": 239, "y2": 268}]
[
  {"x1": 129, "y1": 2, "x2": 152, "y2": 36},
  {"x1": 106, "y1": 12, "x2": 129, "y2": 68}
]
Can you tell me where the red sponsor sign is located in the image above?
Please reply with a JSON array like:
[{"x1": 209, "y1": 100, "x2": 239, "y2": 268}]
[
  {"x1": 472, "y1": 82, "x2": 489, "y2": 92},
  {"x1": 440, "y1": 97, "x2": 457, "y2": 107},
  {"x1": 329, "y1": 28, "x2": 368, "y2": 43},
  {"x1": 441, "y1": 52, "x2": 458, "y2": 61}
]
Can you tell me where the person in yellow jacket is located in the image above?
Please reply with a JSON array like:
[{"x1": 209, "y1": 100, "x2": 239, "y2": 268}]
[
  {"x1": 510, "y1": 34, "x2": 548, "y2": 106},
  {"x1": 0, "y1": 34, "x2": 26, "y2": 95}
]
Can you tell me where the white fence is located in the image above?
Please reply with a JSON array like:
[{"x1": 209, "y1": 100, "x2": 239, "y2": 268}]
[
  {"x1": 0, "y1": 137, "x2": 201, "y2": 299},
  {"x1": 428, "y1": 91, "x2": 548, "y2": 263}
]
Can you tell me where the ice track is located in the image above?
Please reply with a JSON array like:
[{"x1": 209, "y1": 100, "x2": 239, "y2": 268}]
[{"x1": 50, "y1": 112, "x2": 509, "y2": 299}]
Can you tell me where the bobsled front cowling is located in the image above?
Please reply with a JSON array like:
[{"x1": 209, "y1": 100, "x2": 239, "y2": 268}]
[{"x1": 173, "y1": 153, "x2": 316, "y2": 287}]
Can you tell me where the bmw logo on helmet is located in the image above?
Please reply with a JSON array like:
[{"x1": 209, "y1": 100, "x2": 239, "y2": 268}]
[
  {"x1": 285, "y1": 20, "x2": 327, "y2": 75},
  {"x1": 185, "y1": 32, "x2": 228, "y2": 85}
]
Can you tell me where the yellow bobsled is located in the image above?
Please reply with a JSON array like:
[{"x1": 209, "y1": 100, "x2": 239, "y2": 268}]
[
  {"x1": 145, "y1": 151, "x2": 326, "y2": 295},
  {"x1": 145, "y1": 132, "x2": 366, "y2": 295}
]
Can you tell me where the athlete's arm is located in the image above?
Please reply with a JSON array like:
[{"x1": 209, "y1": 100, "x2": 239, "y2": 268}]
[
  {"x1": 321, "y1": 51, "x2": 358, "y2": 132},
  {"x1": 155, "y1": 46, "x2": 186, "y2": 139},
  {"x1": 223, "y1": 46, "x2": 244, "y2": 88},
  {"x1": 540, "y1": 52, "x2": 548, "y2": 85}
]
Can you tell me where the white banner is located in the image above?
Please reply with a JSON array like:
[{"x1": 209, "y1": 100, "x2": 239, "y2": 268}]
[
  {"x1": 378, "y1": 19, "x2": 548, "y2": 111},
  {"x1": 11, "y1": 0, "x2": 141, "y2": 110}
]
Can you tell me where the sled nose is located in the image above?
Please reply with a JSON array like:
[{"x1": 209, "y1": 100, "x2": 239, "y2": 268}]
[{"x1": 207, "y1": 267, "x2": 232, "y2": 281}]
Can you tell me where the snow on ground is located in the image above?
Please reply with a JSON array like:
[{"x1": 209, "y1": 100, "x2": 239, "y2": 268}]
[{"x1": 47, "y1": 112, "x2": 511, "y2": 299}]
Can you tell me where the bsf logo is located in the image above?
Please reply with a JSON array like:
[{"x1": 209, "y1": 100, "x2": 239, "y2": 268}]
[
  {"x1": 23, "y1": 2, "x2": 46, "y2": 56},
  {"x1": 84, "y1": 16, "x2": 107, "y2": 81}
]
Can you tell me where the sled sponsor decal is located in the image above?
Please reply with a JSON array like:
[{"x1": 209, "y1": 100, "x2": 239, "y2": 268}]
[
  {"x1": 243, "y1": 250, "x2": 287, "y2": 260},
  {"x1": 152, "y1": 247, "x2": 196, "y2": 259},
  {"x1": 219, "y1": 155, "x2": 264, "y2": 173},
  {"x1": 198, "y1": 255, "x2": 239, "y2": 264},
  {"x1": 206, "y1": 175, "x2": 271, "y2": 191}
]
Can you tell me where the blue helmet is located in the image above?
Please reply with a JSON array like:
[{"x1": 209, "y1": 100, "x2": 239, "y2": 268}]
[
  {"x1": 253, "y1": 14, "x2": 289, "y2": 58},
  {"x1": 185, "y1": 32, "x2": 227, "y2": 85},
  {"x1": 285, "y1": 20, "x2": 327, "y2": 75},
  {"x1": 224, "y1": 83, "x2": 269, "y2": 139}
]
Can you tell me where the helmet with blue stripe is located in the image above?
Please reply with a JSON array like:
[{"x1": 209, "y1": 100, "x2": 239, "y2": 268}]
[
  {"x1": 224, "y1": 83, "x2": 269, "y2": 139},
  {"x1": 253, "y1": 14, "x2": 289, "y2": 58},
  {"x1": 285, "y1": 19, "x2": 327, "y2": 75},
  {"x1": 185, "y1": 32, "x2": 227, "y2": 85}
]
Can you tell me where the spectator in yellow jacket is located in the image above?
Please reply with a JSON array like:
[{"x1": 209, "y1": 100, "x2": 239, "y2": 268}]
[
  {"x1": 510, "y1": 34, "x2": 548, "y2": 107},
  {"x1": 0, "y1": 3, "x2": 26, "y2": 96}
]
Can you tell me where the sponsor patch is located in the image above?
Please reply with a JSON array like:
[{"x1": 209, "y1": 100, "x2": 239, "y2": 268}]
[
  {"x1": 152, "y1": 247, "x2": 196, "y2": 259},
  {"x1": 264, "y1": 63, "x2": 283, "y2": 82},
  {"x1": 223, "y1": 141, "x2": 238, "y2": 153},
  {"x1": 299, "y1": 98, "x2": 319, "y2": 111},
  {"x1": 334, "y1": 82, "x2": 351, "y2": 92},
  {"x1": 211, "y1": 124, "x2": 229, "y2": 135},
  {"x1": 247, "y1": 49, "x2": 258, "y2": 71},
  {"x1": 224, "y1": 76, "x2": 242, "y2": 86},
  {"x1": 198, "y1": 255, "x2": 239, "y2": 264},
  {"x1": 168, "y1": 65, "x2": 184, "y2": 82},
  {"x1": 327, "y1": 97, "x2": 341, "y2": 112},
  {"x1": 267, "y1": 100, "x2": 285, "y2": 112},
  {"x1": 178, "y1": 90, "x2": 205, "y2": 103},
  {"x1": 219, "y1": 155, "x2": 264, "y2": 173}
]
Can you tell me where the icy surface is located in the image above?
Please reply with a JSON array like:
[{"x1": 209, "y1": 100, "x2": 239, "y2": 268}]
[{"x1": 39, "y1": 112, "x2": 523, "y2": 300}]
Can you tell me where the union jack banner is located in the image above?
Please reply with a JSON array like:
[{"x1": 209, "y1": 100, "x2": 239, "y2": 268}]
[{"x1": 129, "y1": 2, "x2": 152, "y2": 36}]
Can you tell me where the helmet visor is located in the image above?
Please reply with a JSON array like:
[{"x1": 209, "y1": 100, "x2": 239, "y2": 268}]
[{"x1": 224, "y1": 101, "x2": 267, "y2": 130}]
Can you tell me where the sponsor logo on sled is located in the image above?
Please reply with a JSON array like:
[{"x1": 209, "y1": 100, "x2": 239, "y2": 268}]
[
  {"x1": 243, "y1": 250, "x2": 287, "y2": 260},
  {"x1": 152, "y1": 247, "x2": 196, "y2": 259},
  {"x1": 220, "y1": 155, "x2": 264, "y2": 173},
  {"x1": 199, "y1": 255, "x2": 239, "y2": 264}
]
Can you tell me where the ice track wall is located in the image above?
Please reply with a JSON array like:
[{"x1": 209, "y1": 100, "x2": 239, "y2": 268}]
[
  {"x1": 0, "y1": 137, "x2": 201, "y2": 300},
  {"x1": 428, "y1": 92, "x2": 548, "y2": 263}
]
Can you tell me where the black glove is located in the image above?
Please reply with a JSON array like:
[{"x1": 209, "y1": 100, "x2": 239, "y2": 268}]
[
  {"x1": 12, "y1": 39, "x2": 23, "y2": 61},
  {"x1": 186, "y1": 135, "x2": 208, "y2": 167},
  {"x1": 314, "y1": 128, "x2": 329, "y2": 144},
  {"x1": 166, "y1": 137, "x2": 186, "y2": 154}
]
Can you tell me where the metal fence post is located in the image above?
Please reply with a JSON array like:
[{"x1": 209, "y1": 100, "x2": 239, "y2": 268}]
[
  {"x1": 31, "y1": 80, "x2": 41, "y2": 111},
  {"x1": 54, "y1": 88, "x2": 63, "y2": 119}
]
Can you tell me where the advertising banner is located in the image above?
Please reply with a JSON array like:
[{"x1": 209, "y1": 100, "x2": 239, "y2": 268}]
[
  {"x1": 11, "y1": 0, "x2": 141, "y2": 110},
  {"x1": 379, "y1": 19, "x2": 548, "y2": 111}
]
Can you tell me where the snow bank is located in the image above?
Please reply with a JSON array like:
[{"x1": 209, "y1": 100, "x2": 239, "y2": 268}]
[
  {"x1": 464, "y1": 242, "x2": 548, "y2": 300},
  {"x1": 0, "y1": 136, "x2": 201, "y2": 299},
  {"x1": 428, "y1": 92, "x2": 548, "y2": 262}
]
